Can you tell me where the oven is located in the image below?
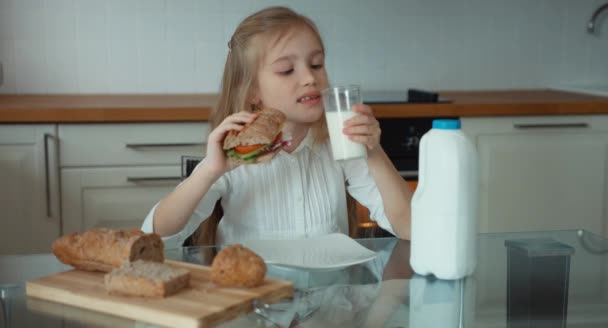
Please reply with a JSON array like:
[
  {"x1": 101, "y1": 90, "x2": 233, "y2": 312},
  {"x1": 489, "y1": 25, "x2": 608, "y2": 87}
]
[
  {"x1": 364, "y1": 89, "x2": 453, "y2": 181},
  {"x1": 378, "y1": 117, "x2": 433, "y2": 180}
]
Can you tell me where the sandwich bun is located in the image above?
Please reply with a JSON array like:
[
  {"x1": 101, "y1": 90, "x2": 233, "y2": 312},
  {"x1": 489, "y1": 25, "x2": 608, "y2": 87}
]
[{"x1": 223, "y1": 107, "x2": 286, "y2": 165}]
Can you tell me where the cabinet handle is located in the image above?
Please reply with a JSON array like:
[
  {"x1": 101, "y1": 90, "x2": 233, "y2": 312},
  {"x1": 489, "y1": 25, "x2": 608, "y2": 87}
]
[
  {"x1": 43, "y1": 133, "x2": 56, "y2": 218},
  {"x1": 513, "y1": 123, "x2": 589, "y2": 129},
  {"x1": 126, "y1": 176, "x2": 182, "y2": 183},
  {"x1": 125, "y1": 142, "x2": 205, "y2": 149}
]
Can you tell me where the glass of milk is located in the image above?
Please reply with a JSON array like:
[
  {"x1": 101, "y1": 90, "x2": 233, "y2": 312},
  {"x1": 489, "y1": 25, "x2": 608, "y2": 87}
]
[{"x1": 321, "y1": 85, "x2": 368, "y2": 161}]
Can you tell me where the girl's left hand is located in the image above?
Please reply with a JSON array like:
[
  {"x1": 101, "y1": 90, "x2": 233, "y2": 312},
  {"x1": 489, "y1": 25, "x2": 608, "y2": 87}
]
[{"x1": 343, "y1": 104, "x2": 381, "y2": 152}]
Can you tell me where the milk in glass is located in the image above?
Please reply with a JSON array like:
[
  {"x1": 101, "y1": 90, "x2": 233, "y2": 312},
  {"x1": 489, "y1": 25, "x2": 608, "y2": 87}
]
[
  {"x1": 325, "y1": 111, "x2": 367, "y2": 160},
  {"x1": 321, "y1": 85, "x2": 367, "y2": 161}
]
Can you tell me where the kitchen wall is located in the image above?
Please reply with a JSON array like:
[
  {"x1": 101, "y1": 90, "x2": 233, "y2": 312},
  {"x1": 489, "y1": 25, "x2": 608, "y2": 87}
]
[{"x1": 0, "y1": 0, "x2": 607, "y2": 94}]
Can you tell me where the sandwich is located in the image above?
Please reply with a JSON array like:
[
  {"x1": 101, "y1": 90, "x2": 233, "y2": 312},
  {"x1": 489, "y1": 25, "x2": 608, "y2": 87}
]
[{"x1": 223, "y1": 107, "x2": 288, "y2": 164}]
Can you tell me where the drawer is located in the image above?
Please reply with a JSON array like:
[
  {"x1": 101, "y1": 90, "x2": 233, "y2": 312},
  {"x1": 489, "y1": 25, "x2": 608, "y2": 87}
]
[
  {"x1": 59, "y1": 123, "x2": 209, "y2": 167},
  {"x1": 61, "y1": 165, "x2": 183, "y2": 233}
]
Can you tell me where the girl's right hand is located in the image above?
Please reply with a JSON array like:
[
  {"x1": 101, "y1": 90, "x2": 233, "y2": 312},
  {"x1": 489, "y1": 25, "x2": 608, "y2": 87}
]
[{"x1": 200, "y1": 111, "x2": 257, "y2": 179}]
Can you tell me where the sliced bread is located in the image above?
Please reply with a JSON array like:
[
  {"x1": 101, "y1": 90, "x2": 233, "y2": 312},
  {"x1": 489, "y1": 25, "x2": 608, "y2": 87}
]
[{"x1": 104, "y1": 260, "x2": 190, "y2": 297}]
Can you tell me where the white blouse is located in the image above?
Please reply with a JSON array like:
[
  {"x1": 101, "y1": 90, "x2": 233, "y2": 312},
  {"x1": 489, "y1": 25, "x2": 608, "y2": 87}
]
[{"x1": 141, "y1": 130, "x2": 395, "y2": 248}]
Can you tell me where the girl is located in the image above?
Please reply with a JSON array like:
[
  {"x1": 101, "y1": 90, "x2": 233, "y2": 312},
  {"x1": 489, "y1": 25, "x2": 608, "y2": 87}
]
[{"x1": 141, "y1": 6, "x2": 413, "y2": 248}]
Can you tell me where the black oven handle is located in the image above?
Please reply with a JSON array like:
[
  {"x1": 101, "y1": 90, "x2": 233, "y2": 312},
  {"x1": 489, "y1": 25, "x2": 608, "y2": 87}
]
[{"x1": 398, "y1": 170, "x2": 418, "y2": 179}]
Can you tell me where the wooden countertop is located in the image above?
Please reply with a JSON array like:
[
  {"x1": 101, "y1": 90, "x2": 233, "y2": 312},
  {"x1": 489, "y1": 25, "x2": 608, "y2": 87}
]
[{"x1": 1, "y1": 89, "x2": 608, "y2": 123}]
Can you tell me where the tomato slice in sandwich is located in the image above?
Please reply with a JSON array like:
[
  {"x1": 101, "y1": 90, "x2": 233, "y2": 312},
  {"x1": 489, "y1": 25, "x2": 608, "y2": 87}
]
[
  {"x1": 234, "y1": 144, "x2": 264, "y2": 155},
  {"x1": 233, "y1": 132, "x2": 283, "y2": 155}
]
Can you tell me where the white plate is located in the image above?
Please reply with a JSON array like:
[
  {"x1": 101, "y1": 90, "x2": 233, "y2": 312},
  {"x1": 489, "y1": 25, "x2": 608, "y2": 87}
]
[{"x1": 242, "y1": 233, "x2": 377, "y2": 271}]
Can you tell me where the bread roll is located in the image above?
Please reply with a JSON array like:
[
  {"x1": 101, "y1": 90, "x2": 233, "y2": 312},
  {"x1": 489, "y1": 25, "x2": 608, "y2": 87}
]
[
  {"x1": 52, "y1": 228, "x2": 164, "y2": 272},
  {"x1": 104, "y1": 260, "x2": 190, "y2": 297},
  {"x1": 211, "y1": 244, "x2": 266, "y2": 288}
]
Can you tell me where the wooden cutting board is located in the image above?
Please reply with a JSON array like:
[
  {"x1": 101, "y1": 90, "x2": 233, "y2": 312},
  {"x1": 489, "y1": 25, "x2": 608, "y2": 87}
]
[{"x1": 26, "y1": 259, "x2": 293, "y2": 328}]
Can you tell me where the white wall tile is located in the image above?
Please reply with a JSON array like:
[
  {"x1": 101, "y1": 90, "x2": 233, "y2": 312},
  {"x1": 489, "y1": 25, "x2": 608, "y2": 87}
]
[
  {"x1": 138, "y1": 40, "x2": 169, "y2": 93},
  {"x1": 45, "y1": 0, "x2": 75, "y2": 12},
  {"x1": 12, "y1": 0, "x2": 42, "y2": 12},
  {"x1": 222, "y1": 12, "x2": 246, "y2": 46},
  {"x1": 14, "y1": 40, "x2": 48, "y2": 93},
  {"x1": 539, "y1": 0, "x2": 565, "y2": 85},
  {"x1": 358, "y1": 43, "x2": 385, "y2": 90},
  {"x1": 12, "y1": 7, "x2": 45, "y2": 41},
  {"x1": 329, "y1": 42, "x2": 361, "y2": 87},
  {"x1": 0, "y1": 0, "x2": 13, "y2": 13},
  {"x1": 167, "y1": 7, "x2": 198, "y2": 41},
  {"x1": 45, "y1": 40, "x2": 78, "y2": 93},
  {"x1": 168, "y1": 40, "x2": 197, "y2": 93},
  {"x1": 0, "y1": 39, "x2": 16, "y2": 93},
  {"x1": 559, "y1": 1, "x2": 593, "y2": 84},
  {"x1": 197, "y1": 10, "x2": 223, "y2": 43},
  {"x1": 288, "y1": 1, "x2": 331, "y2": 22},
  {"x1": 167, "y1": 0, "x2": 197, "y2": 13},
  {"x1": 197, "y1": 0, "x2": 222, "y2": 15},
  {"x1": 589, "y1": 41, "x2": 608, "y2": 84},
  {"x1": 107, "y1": 39, "x2": 139, "y2": 93},
  {"x1": 76, "y1": 0, "x2": 107, "y2": 41},
  {"x1": 136, "y1": 10, "x2": 166, "y2": 41},
  {"x1": 44, "y1": 2, "x2": 76, "y2": 41},
  {"x1": 332, "y1": 14, "x2": 360, "y2": 46},
  {"x1": 76, "y1": 40, "x2": 109, "y2": 93},
  {"x1": 2, "y1": 0, "x2": 608, "y2": 94},
  {"x1": 437, "y1": 13, "x2": 469, "y2": 89},
  {"x1": 138, "y1": 0, "x2": 165, "y2": 12},
  {"x1": 195, "y1": 41, "x2": 225, "y2": 92},
  {"x1": 307, "y1": 12, "x2": 333, "y2": 46},
  {"x1": 0, "y1": 1, "x2": 15, "y2": 40},
  {"x1": 107, "y1": 0, "x2": 137, "y2": 41},
  {"x1": 106, "y1": 0, "x2": 136, "y2": 12},
  {"x1": 221, "y1": 0, "x2": 256, "y2": 13},
  {"x1": 329, "y1": 0, "x2": 361, "y2": 18}
]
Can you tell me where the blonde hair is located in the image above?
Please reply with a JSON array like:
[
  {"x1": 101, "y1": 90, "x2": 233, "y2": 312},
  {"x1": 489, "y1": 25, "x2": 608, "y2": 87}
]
[{"x1": 213, "y1": 6, "x2": 328, "y2": 144}]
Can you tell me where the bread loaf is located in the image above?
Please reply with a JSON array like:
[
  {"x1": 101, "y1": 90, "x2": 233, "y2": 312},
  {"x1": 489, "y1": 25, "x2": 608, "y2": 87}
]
[
  {"x1": 211, "y1": 244, "x2": 266, "y2": 288},
  {"x1": 104, "y1": 260, "x2": 190, "y2": 297},
  {"x1": 52, "y1": 228, "x2": 164, "y2": 272}
]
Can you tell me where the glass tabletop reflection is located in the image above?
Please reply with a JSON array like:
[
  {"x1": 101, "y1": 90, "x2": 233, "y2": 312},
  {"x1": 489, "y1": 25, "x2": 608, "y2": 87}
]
[{"x1": 1, "y1": 230, "x2": 608, "y2": 328}]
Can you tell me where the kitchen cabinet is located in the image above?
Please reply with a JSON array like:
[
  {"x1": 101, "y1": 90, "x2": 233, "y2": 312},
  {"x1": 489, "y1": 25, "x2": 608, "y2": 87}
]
[
  {"x1": 0, "y1": 125, "x2": 61, "y2": 255},
  {"x1": 59, "y1": 123, "x2": 208, "y2": 233},
  {"x1": 461, "y1": 115, "x2": 608, "y2": 237},
  {"x1": 61, "y1": 166, "x2": 182, "y2": 234}
]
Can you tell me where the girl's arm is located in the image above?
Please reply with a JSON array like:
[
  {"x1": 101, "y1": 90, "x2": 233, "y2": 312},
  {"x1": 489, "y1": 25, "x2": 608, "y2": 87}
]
[
  {"x1": 152, "y1": 112, "x2": 257, "y2": 236},
  {"x1": 366, "y1": 146, "x2": 413, "y2": 239},
  {"x1": 153, "y1": 161, "x2": 222, "y2": 236},
  {"x1": 344, "y1": 104, "x2": 413, "y2": 239}
]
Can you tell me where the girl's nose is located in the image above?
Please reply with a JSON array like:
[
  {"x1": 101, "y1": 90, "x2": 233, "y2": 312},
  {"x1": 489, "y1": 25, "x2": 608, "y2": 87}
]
[{"x1": 300, "y1": 67, "x2": 316, "y2": 86}]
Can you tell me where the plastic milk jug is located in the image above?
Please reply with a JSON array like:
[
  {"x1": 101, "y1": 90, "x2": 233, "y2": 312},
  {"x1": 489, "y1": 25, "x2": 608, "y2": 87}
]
[{"x1": 409, "y1": 119, "x2": 480, "y2": 280}]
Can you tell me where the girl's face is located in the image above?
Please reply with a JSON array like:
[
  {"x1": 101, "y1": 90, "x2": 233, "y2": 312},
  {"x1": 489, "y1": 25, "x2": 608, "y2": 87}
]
[{"x1": 253, "y1": 26, "x2": 329, "y2": 127}]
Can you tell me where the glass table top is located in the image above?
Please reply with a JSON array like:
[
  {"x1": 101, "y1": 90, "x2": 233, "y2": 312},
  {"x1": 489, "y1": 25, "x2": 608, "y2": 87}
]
[{"x1": 1, "y1": 229, "x2": 607, "y2": 327}]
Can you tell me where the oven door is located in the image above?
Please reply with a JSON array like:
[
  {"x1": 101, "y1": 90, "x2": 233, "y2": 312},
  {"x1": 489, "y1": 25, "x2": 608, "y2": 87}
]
[{"x1": 378, "y1": 118, "x2": 435, "y2": 180}]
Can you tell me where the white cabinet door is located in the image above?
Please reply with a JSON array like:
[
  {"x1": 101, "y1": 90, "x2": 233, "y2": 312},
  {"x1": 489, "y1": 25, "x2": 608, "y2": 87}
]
[
  {"x1": 61, "y1": 166, "x2": 182, "y2": 234},
  {"x1": 0, "y1": 125, "x2": 61, "y2": 254},
  {"x1": 461, "y1": 115, "x2": 608, "y2": 237}
]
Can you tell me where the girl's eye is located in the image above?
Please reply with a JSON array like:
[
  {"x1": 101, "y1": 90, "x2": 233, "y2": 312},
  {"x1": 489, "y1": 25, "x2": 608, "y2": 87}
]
[
  {"x1": 278, "y1": 69, "x2": 294, "y2": 76},
  {"x1": 311, "y1": 64, "x2": 323, "y2": 70}
]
